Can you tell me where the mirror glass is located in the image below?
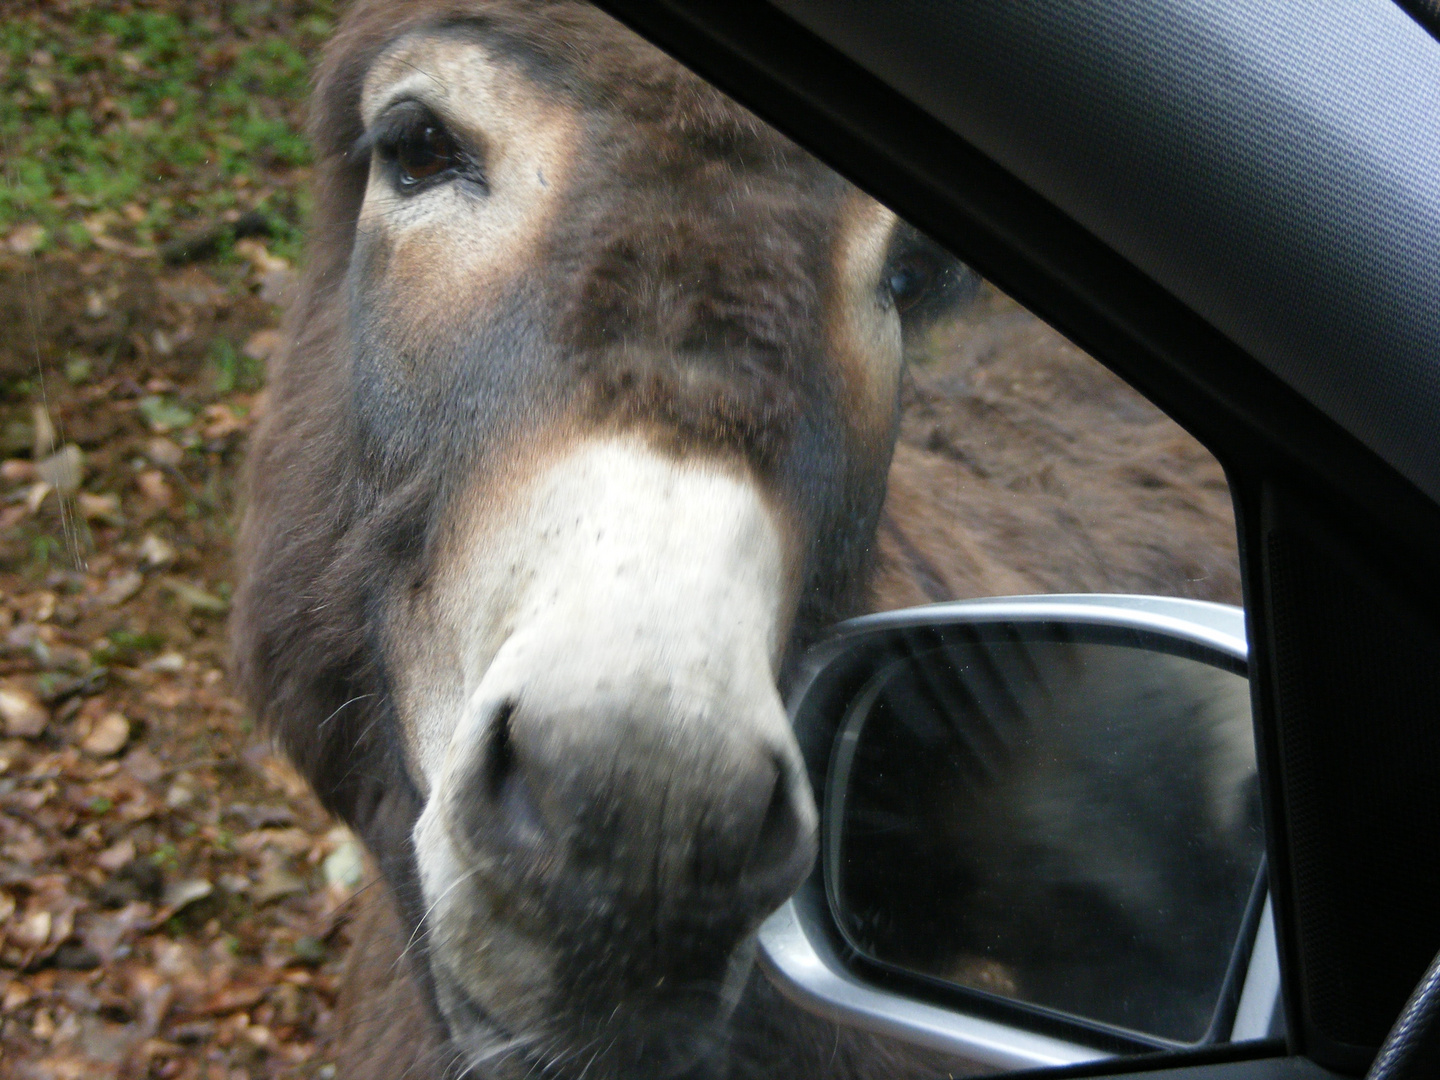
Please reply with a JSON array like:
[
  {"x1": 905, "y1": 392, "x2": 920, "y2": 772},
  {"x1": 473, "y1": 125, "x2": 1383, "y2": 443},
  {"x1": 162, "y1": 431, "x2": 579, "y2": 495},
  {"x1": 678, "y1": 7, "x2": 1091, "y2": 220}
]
[{"x1": 828, "y1": 626, "x2": 1264, "y2": 1043}]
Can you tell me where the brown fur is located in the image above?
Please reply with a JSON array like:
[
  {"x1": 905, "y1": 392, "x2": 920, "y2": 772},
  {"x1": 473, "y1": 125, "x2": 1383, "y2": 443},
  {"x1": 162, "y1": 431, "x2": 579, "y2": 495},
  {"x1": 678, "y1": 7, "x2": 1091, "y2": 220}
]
[
  {"x1": 873, "y1": 287, "x2": 1239, "y2": 608},
  {"x1": 234, "y1": 2, "x2": 942, "y2": 1076},
  {"x1": 331, "y1": 880, "x2": 984, "y2": 1080},
  {"x1": 233, "y1": 0, "x2": 859, "y2": 815},
  {"x1": 318, "y1": 292, "x2": 1241, "y2": 1080},
  {"x1": 318, "y1": 305, "x2": 1240, "y2": 1080},
  {"x1": 234, "y1": 3, "x2": 1239, "y2": 1078}
]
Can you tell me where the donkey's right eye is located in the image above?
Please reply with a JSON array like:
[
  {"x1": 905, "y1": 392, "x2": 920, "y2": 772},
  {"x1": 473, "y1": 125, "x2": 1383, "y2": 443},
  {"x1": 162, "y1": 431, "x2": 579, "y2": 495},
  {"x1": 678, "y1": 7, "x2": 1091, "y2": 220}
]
[
  {"x1": 371, "y1": 105, "x2": 470, "y2": 192},
  {"x1": 394, "y1": 122, "x2": 459, "y2": 186}
]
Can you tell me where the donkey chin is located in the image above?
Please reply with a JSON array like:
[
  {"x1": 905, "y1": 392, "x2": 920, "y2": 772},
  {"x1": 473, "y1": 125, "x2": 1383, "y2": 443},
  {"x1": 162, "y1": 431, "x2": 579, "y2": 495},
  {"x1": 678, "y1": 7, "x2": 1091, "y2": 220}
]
[{"x1": 399, "y1": 437, "x2": 820, "y2": 1079}]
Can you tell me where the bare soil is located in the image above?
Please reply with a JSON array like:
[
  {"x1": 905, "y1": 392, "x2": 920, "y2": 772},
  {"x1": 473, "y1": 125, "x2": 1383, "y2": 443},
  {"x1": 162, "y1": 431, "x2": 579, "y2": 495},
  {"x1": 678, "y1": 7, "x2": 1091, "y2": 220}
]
[{"x1": 874, "y1": 285, "x2": 1240, "y2": 610}]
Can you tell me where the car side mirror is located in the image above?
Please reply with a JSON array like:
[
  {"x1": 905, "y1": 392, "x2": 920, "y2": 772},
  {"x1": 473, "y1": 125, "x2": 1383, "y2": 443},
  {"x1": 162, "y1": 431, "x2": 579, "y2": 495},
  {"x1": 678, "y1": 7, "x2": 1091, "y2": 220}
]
[{"x1": 761, "y1": 595, "x2": 1279, "y2": 1071}]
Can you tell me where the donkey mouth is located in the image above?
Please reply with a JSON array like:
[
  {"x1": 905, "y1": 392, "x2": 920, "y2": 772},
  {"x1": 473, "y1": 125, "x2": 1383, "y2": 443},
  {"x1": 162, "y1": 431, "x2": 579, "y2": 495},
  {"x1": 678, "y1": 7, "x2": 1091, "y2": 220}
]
[{"x1": 437, "y1": 948, "x2": 746, "y2": 1080}]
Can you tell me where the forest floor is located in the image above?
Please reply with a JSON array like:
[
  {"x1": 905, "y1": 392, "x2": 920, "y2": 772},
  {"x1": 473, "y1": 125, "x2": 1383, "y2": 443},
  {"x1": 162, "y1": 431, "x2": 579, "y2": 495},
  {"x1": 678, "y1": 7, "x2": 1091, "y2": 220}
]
[{"x1": 2, "y1": 4, "x2": 353, "y2": 1079}]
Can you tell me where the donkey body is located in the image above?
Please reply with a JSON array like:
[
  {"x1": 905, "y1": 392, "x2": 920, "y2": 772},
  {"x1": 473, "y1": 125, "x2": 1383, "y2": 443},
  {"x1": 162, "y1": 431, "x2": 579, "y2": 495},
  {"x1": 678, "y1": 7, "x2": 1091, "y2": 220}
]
[{"x1": 234, "y1": 3, "x2": 973, "y2": 1077}]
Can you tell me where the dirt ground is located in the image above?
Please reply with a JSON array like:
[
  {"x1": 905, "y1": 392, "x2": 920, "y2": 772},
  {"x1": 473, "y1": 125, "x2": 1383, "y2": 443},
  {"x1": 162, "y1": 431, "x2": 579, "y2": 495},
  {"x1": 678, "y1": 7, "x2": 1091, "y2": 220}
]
[
  {"x1": 873, "y1": 286, "x2": 1240, "y2": 611},
  {"x1": 0, "y1": 242, "x2": 355, "y2": 1080},
  {"x1": 0, "y1": 5, "x2": 349, "y2": 1073},
  {"x1": 0, "y1": 6, "x2": 1241, "y2": 1078}
]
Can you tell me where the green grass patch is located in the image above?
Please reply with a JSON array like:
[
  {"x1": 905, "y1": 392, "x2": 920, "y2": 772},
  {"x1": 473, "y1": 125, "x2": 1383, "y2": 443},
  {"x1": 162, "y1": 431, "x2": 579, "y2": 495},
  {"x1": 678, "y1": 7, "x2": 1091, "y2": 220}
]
[
  {"x1": 0, "y1": 3, "x2": 332, "y2": 248},
  {"x1": 138, "y1": 394, "x2": 195, "y2": 432},
  {"x1": 209, "y1": 337, "x2": 264, "y2": 394},
  {"x1": 97, "y1": 628, "x2": 166, "y2": 665},
  {"x1": 29, "y1": 533, "x2": 61, "y2": 566}
]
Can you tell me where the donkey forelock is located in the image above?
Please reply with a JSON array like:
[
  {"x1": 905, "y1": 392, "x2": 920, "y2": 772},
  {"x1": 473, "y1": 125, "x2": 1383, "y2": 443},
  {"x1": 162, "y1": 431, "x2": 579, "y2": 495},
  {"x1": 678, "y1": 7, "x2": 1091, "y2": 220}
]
[{"x1": 232, "y1": 3, "x2": 972, "y2": 1076}]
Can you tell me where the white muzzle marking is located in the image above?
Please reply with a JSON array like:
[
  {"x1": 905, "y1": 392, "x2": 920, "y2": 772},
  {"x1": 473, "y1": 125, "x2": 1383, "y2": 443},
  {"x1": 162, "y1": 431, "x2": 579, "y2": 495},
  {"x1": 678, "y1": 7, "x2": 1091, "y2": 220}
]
[{"x1": 402, "y1": 436, "x2": 810, "y2": 1026}]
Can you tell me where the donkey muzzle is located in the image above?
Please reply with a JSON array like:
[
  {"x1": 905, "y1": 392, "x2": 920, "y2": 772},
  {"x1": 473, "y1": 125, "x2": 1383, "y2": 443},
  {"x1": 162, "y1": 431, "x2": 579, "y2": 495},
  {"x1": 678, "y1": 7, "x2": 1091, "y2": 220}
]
[
  {"x1": 444, "y1": 646, "x2": 816, "y2": 942},
  {"x1": 413, "y1": 438, "x2": 816, "y2": 994}
]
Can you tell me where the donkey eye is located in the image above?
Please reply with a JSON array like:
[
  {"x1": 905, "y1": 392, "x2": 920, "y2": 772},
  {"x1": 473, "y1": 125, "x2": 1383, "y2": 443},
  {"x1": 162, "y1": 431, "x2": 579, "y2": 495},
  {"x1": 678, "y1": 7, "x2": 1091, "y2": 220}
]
[
  {"x1": 370, "y1": 105, "x2": 469, "y2": 191},
  {"x1": 886, "y1": 256, "x2": 939, "y2": 313},
  {"x1": 395, "y1": 122, "x2": 459, "y2": 185}
]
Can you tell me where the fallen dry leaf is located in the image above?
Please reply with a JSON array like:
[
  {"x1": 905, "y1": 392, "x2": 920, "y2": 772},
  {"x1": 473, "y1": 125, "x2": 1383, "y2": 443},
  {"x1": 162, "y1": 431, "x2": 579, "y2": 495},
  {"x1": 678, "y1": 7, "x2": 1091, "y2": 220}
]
[
  {"x1": 121, "y1": 747, "x2": 164, "y2": 784},
  {"x1": 79, "y1": 903, "x2": 151, "y2": 965},
  {"x1": 96, "y1": 570, "x2": 143, "y2": 607},
  {"x1": 242, "y1": 328, "x2": 283, "y2": 362},
  {"x1": 7, "y1": 223, "x2": 46, "y2": 255},
  {"x1": 201, "y1": 983, "x2": 266, "y2": 1017},
  {"x1": 138, "y1": 533, "x2": 176, "y2": 568},
  {"x1": 31, "y1": 404, "x2": 56, "y2": 458},
  {"x1": 80, "y1": 713, "x2": 130, "y2": 757},
  {"x1": 253, "y1": 827, "x2": 315, "y2": 857},
  {"x1": 0, "y1": 504, "x2": 28, "y2": 534},
  {"x1": 2, "y1": 979, "x2": 31, "y2": 1012},
  {"x1": 95, "y1": 839, "x2": 136, "y2": 873},
  {"x1": 145, "y1": 437, "x2": 184, "y2": 467},
  {"x1": 161, "y1": 878, "x2": 212, "y2": 912},
  {"x1": 142, "y1": 651, "x2": 185, "y2": 674},
  {"x1": 234, "y1": 238, "x2": 289, "y2": 275},
  {"x1": 163, "y1": 579, "x2": 227, "y2": 615},
  {"x1": 0, "y1": 684, "x2": 49, "y2": 738},
  {"x1": 252, "y1": 854, "x2": 307, "y2": 905},
  {"x1": 25, "y1": 480, "x2": 53, "y2": 513},
  {"x1": 76, "y1": 491, "x2": 122, "y2": 523},
  {"x1": 13, "y1": 910, "x2": 52, "y2": 949},
  {"x1": 134, "y1": 470, "x2": 173, "y2": 507},
  {"x1": 1, "y1": 458, "x2": 37, "y2": 483},
  {"x1": 201, "y1": 403, "x2": 248, "y2": 439},
  {"x1": 130, "y1": 966, "x2": 174, "y2": 1037},
  {"x1": 35, "y1": 444, "x2": 84, "y2": 495},
  {"x1": 322, "y1": 833, "x2": 364, "y2": 892}
]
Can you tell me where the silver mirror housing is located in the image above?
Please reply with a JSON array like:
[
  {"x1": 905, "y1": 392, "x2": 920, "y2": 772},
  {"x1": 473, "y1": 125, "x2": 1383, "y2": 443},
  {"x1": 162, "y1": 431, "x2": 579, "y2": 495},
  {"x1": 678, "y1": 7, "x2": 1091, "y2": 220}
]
[{"x1": 760, "y1": 594, "x2": 1279, "y2": 1071}]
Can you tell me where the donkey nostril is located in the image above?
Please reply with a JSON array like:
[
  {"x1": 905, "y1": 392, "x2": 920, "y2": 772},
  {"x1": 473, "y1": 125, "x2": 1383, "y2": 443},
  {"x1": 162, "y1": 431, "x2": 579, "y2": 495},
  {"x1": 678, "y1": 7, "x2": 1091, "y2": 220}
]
[
  {"x1": 484, "y1": 701, "x2": 548, "y2": 850},
  {"x1": 485, "y1": 701, "x2": 518, "y2": 801},
  {"x1": 496, "y1": 766, "x2": 547, "y2": 849}
]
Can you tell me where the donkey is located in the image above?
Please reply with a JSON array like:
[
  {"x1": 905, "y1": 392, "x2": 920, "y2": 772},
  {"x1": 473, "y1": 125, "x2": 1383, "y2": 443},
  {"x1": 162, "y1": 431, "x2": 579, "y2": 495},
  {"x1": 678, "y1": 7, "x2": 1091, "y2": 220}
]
[{"x1": 232, "y1": 2, "x2": 975, "y2": 1077}]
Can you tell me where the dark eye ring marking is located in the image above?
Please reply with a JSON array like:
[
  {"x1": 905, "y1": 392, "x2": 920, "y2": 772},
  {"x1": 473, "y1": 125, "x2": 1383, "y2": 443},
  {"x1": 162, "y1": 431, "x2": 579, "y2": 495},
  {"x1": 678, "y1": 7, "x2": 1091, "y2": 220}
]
[{"x1": 356, "y1": 100, "x2": 488, "y2": 196}]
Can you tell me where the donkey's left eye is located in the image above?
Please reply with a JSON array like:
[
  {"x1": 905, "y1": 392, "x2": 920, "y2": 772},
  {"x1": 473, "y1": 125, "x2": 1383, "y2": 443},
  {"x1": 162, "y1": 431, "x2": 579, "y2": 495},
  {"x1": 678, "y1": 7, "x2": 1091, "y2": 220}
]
[{"x1": 887, "y1": 256, "x2": 939, "y2": 313}]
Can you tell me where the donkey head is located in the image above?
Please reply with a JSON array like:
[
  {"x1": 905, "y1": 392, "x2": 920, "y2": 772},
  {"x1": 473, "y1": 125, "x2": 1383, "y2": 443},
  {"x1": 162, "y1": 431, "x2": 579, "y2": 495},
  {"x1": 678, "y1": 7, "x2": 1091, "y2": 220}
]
[{"x1": 233, "y1": 2, "x2": 972, "y2": 1076}]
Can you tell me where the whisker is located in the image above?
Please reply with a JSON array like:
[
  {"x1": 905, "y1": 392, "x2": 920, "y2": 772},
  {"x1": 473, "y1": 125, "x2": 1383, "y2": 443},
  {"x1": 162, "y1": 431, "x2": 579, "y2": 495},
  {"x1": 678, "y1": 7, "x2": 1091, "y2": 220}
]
[
  {"x1": 318, "y1": 691, "x2": 376, "y2": 731},
  {"x1": 393, "y1": 861, "x2": 485, "y2": 971}
]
